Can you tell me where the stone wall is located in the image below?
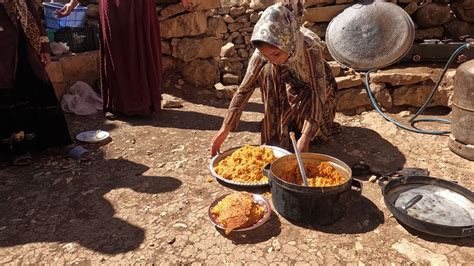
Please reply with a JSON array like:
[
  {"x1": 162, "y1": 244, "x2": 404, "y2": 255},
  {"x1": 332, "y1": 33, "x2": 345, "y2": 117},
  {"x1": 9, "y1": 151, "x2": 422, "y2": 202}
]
[
  {"x1": 76, "y1": 0, "x2": 462, "y2": 113},
  {"x1": 302, "y1": 0, "x2": 474, "y2": 42}
]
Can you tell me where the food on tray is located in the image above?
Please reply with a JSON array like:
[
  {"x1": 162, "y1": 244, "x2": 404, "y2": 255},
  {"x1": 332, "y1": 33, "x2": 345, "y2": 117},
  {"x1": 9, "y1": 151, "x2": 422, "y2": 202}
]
[
  {"x1": 210, "y1": 192, "x2": 265, "y2": 234},
  {"x1": 214, "y1": 145, "x2": 276, "y2": 183},
  {"x1": 280, "y1": 161, "x2": 346, "y2": 187}
]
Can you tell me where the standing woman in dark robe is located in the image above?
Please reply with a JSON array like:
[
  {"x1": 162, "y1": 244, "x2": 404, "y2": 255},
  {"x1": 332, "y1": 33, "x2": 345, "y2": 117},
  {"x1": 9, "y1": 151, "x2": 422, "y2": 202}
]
[
  {"x1": 0, "y1": 0, "x2": 73, "y2": 165},
  {"x1": 57, "y1": 0, "x2": 193, "y2": 119}
]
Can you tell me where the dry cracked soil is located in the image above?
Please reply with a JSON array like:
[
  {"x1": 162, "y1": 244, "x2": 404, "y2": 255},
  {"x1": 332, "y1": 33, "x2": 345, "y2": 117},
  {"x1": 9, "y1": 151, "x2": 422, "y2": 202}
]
[{"x1": 0, "y1": 91, "x2": 473, "y2": 264}]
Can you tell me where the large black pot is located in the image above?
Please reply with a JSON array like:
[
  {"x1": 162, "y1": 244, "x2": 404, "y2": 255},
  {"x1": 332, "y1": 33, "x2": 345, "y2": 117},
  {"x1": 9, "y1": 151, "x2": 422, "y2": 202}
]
[{"x1": 263, "y1": 153, "x2": 362, "y2": 225}]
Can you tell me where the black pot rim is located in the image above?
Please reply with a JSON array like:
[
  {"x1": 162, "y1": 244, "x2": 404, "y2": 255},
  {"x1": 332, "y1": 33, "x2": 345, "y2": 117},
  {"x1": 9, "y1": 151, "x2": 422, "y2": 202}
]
[{"x1": 266, "y1": 153, "x2": 353, "y2": 194}]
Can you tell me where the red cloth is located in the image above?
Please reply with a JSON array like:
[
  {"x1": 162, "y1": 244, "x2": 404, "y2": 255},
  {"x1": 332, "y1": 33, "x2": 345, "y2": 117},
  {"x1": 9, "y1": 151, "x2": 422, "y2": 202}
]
[{"x1": 99, "y1": 0, "x2": 162, "y2": 115}]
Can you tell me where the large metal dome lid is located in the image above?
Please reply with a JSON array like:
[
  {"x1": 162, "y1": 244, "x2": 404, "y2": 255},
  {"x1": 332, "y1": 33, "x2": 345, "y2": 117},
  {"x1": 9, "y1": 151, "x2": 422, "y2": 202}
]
[{"x1": 325, "y1": 0, "x2": 415, "y2": 71}]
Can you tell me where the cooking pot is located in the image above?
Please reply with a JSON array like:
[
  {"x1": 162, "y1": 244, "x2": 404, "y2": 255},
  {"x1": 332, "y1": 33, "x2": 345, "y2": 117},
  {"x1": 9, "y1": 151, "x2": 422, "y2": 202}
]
[{"x1": 263, "y1": 153, "x2": 362, "y2": 225}]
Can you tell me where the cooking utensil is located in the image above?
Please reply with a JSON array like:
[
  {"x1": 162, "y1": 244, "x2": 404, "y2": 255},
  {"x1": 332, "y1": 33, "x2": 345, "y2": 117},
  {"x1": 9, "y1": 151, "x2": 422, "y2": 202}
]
[
  {"x1": 379, "y1": 175, "x2": 474, "y2": 238},
  {"x1": 263, "y1": 153, "x2": 361, "y2": 225},
  {"x1": 209, "y1": 145, "x2": 291, "y2": 188},
  {"x1": 208, "y1": 193, "x2": 272, "y2": 233},
  {"x1": 399, "y1": 194, "x2": 423, "y2": 213},
  {"x1": 289, "y1": 132, "x2": 308, "y2": 186},
  {"x1": 325, "y1": 0, "x2": 415, "y2": 71}
]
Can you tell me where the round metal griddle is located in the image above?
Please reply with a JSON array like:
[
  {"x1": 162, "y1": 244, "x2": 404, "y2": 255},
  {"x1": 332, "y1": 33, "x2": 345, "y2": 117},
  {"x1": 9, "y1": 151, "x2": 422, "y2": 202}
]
[
  {"x1": 326, "y1": 0, "x2": 415, "y2": 71},
  {"x1": 380, "y1": 175, "x2": 474, "y2": 238}
]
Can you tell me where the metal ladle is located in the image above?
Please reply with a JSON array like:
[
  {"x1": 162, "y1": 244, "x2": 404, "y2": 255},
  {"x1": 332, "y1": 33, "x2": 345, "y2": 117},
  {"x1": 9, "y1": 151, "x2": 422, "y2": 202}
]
[{"x1": 290, "y1": 132, "x2": 309, "y2": 186}]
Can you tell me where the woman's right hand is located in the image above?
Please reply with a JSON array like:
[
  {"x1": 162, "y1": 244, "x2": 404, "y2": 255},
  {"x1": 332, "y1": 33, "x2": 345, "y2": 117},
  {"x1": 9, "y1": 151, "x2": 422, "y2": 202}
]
[
  {"x1": 210, "y1": 125, "x2": 230, "y2": 156},
  {"x1": 54, "y1": 0, "x2": 79, "y2": 18}
]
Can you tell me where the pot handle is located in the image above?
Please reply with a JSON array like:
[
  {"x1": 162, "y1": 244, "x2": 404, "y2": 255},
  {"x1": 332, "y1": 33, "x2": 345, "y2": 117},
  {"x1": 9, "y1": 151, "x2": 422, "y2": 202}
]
[
  {"x1": 351, "y1": 179, "x2": 363, "y2": 195},
  {"x1": 263, "y1": 163, "x2": 272, "y2": 186},
  {"x1": 377, "y1": 175, "x2": 393, "y2": 189}
]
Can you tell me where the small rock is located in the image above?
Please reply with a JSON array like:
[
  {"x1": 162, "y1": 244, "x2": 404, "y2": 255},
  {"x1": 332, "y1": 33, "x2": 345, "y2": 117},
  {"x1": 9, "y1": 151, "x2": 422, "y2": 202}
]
[
  {"x1": 267, "y1": 247, "x2": 273, "y2": 253},
  {"x1": 398, "y1": 110, "x2": 411, "y2": 117},
  {"x1": 222, "y1": 73, "x2": 240, "y2": 85},
  {"x1": 177, "y1": 79, "x2": 185, "y2": 86},
  {"x1": 146, "y1": 151, "x2": 153, "y2": 156},
  {"x1": 162, "y1": 99, "x2": 183, "y2": 109},
  {"x1": 0, "y1": 226, "x2": 6, "y2": 231},
  {"x1": 229, "y1": 6, "x2": 245, "y2": 18},
  {"x1": 287, "y1": 241, "x2": 296, "y2": 245},
  {"x1": 220, "y1": 42, "x2": 236, "y2": 57},
  {"x1": 173, "y1": 223, "x2": 188, "y2": 229},
  {"x1": 167, "y1": 237, "x2": 176, "y2": 245},
  {"x1": 369, "y1": 175, "x2": 377, "y2": 183},
  {"x1": 223, "y1": 14, "x2": 234, "y2": 24},
  {"x1": 355, "y1": 242, "x2": 363, "y2": 251},
  {"x1": 175, "y1": 161, "x2": 184, "y2": 169},
  {"x1": 272, "y1": 239, "x2": 281, "y2": 251},
  {"x1": 250, "y1": 13, "x2": 260, "y2": 23},
  {"x1": 160, "y1": 212, "x2": 167, "y2": 217}
]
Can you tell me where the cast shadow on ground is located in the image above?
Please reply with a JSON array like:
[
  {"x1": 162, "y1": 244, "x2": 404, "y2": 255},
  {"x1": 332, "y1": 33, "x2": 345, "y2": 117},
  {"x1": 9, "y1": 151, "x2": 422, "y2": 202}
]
[
  {"x1": 314, "y1": 125, "x2": 407, "y2": 181},
  {"x1": 285, "y1": 190, "x2": 385, "y2": 234},
  {"x1": 164, "y1": 85, "x2": 265, "y2": 113},
  {"x1": 118, "y1": 109, "x2": 261, "y2": 132},
  {"x1": 398, "y1": 223, "x2": 474, "y2": 247},
  {"x1": 0, "y1": 158, "x2": 182, "y2": 254},
  {"x1": 216, "y1": 211, "x2": 282, "y2": 245}
]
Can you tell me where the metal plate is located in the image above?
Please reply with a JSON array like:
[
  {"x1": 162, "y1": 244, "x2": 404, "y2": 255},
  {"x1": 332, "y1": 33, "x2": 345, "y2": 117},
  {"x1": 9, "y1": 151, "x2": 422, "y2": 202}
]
[
  {"x1": 208, "y1": 193, "x2": 272, "y2": 233},
  {"x1": 383, "y1": 175, "x2": 474, "y2": 237},
  {"x1": 326, "y1": 1, "x2": 415, "y2": 71},
  {"x1": 76, "y1": 130, "x2": 110, "y2": 143},
  {"x1": 209, "y1": 145, "x2": 291, "y2": 187}
]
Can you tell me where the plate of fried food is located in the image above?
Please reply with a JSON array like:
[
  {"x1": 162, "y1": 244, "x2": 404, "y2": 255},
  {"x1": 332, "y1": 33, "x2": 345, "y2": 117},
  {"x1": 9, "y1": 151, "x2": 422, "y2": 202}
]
[
  {"x1": 208, "y1": 192, "x2": 271, "y2": 235},
  {"x1": 210, "y1": 144, "x2": 291, "y2": 187}
]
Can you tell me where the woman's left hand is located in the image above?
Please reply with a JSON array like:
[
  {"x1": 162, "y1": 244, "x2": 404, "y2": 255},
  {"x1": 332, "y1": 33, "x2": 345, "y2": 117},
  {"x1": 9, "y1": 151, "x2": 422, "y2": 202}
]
[
  {"x1": 40, "y1": 53, "x2": 51, "y2": 65},
  {"x1": 296, "y1": 134, "x2": 310, "y2": 153}
]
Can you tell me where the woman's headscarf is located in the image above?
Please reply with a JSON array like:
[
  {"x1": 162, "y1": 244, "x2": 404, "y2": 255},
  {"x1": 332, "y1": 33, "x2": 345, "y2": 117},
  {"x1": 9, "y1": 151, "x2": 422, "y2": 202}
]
[{"x1": 251, "y1": 3, "x2": 322, "y2": 83}]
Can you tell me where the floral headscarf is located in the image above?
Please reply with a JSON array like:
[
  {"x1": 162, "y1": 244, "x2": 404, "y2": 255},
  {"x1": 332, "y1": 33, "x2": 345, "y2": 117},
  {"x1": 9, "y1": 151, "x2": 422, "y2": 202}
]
[
  {"x1": 251, "y1": 3, "x2": 322, "y2": 83},
  {"x1": 251, "y1": 4, "x2": 299, "y2": 58}
]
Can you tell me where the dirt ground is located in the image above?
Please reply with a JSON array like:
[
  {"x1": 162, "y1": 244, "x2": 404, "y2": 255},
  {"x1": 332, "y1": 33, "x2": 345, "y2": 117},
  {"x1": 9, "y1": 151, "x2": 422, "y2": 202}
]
[{"x1": 0, "y1": 91, "x2": 473, "y2": 264}]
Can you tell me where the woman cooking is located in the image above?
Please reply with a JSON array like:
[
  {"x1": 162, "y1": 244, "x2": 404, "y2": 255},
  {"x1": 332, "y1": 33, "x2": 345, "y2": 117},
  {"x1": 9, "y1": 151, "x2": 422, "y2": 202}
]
[{"x1": 211, "y1": 4, "x2": 340, "y2": 156}]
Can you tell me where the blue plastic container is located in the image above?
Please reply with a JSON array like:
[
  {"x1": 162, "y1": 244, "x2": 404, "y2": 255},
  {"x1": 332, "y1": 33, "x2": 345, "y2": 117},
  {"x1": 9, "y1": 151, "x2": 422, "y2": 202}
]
[{"x1": 43, "y1": 2, "x2": 87, "y2": 30}]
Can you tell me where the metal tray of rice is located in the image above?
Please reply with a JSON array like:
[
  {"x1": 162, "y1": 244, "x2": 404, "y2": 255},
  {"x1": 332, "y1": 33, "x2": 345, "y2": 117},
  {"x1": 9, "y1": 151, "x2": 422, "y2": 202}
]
[{"x1": 209, "y1": 145, "x2": 291, "y2": 187}]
